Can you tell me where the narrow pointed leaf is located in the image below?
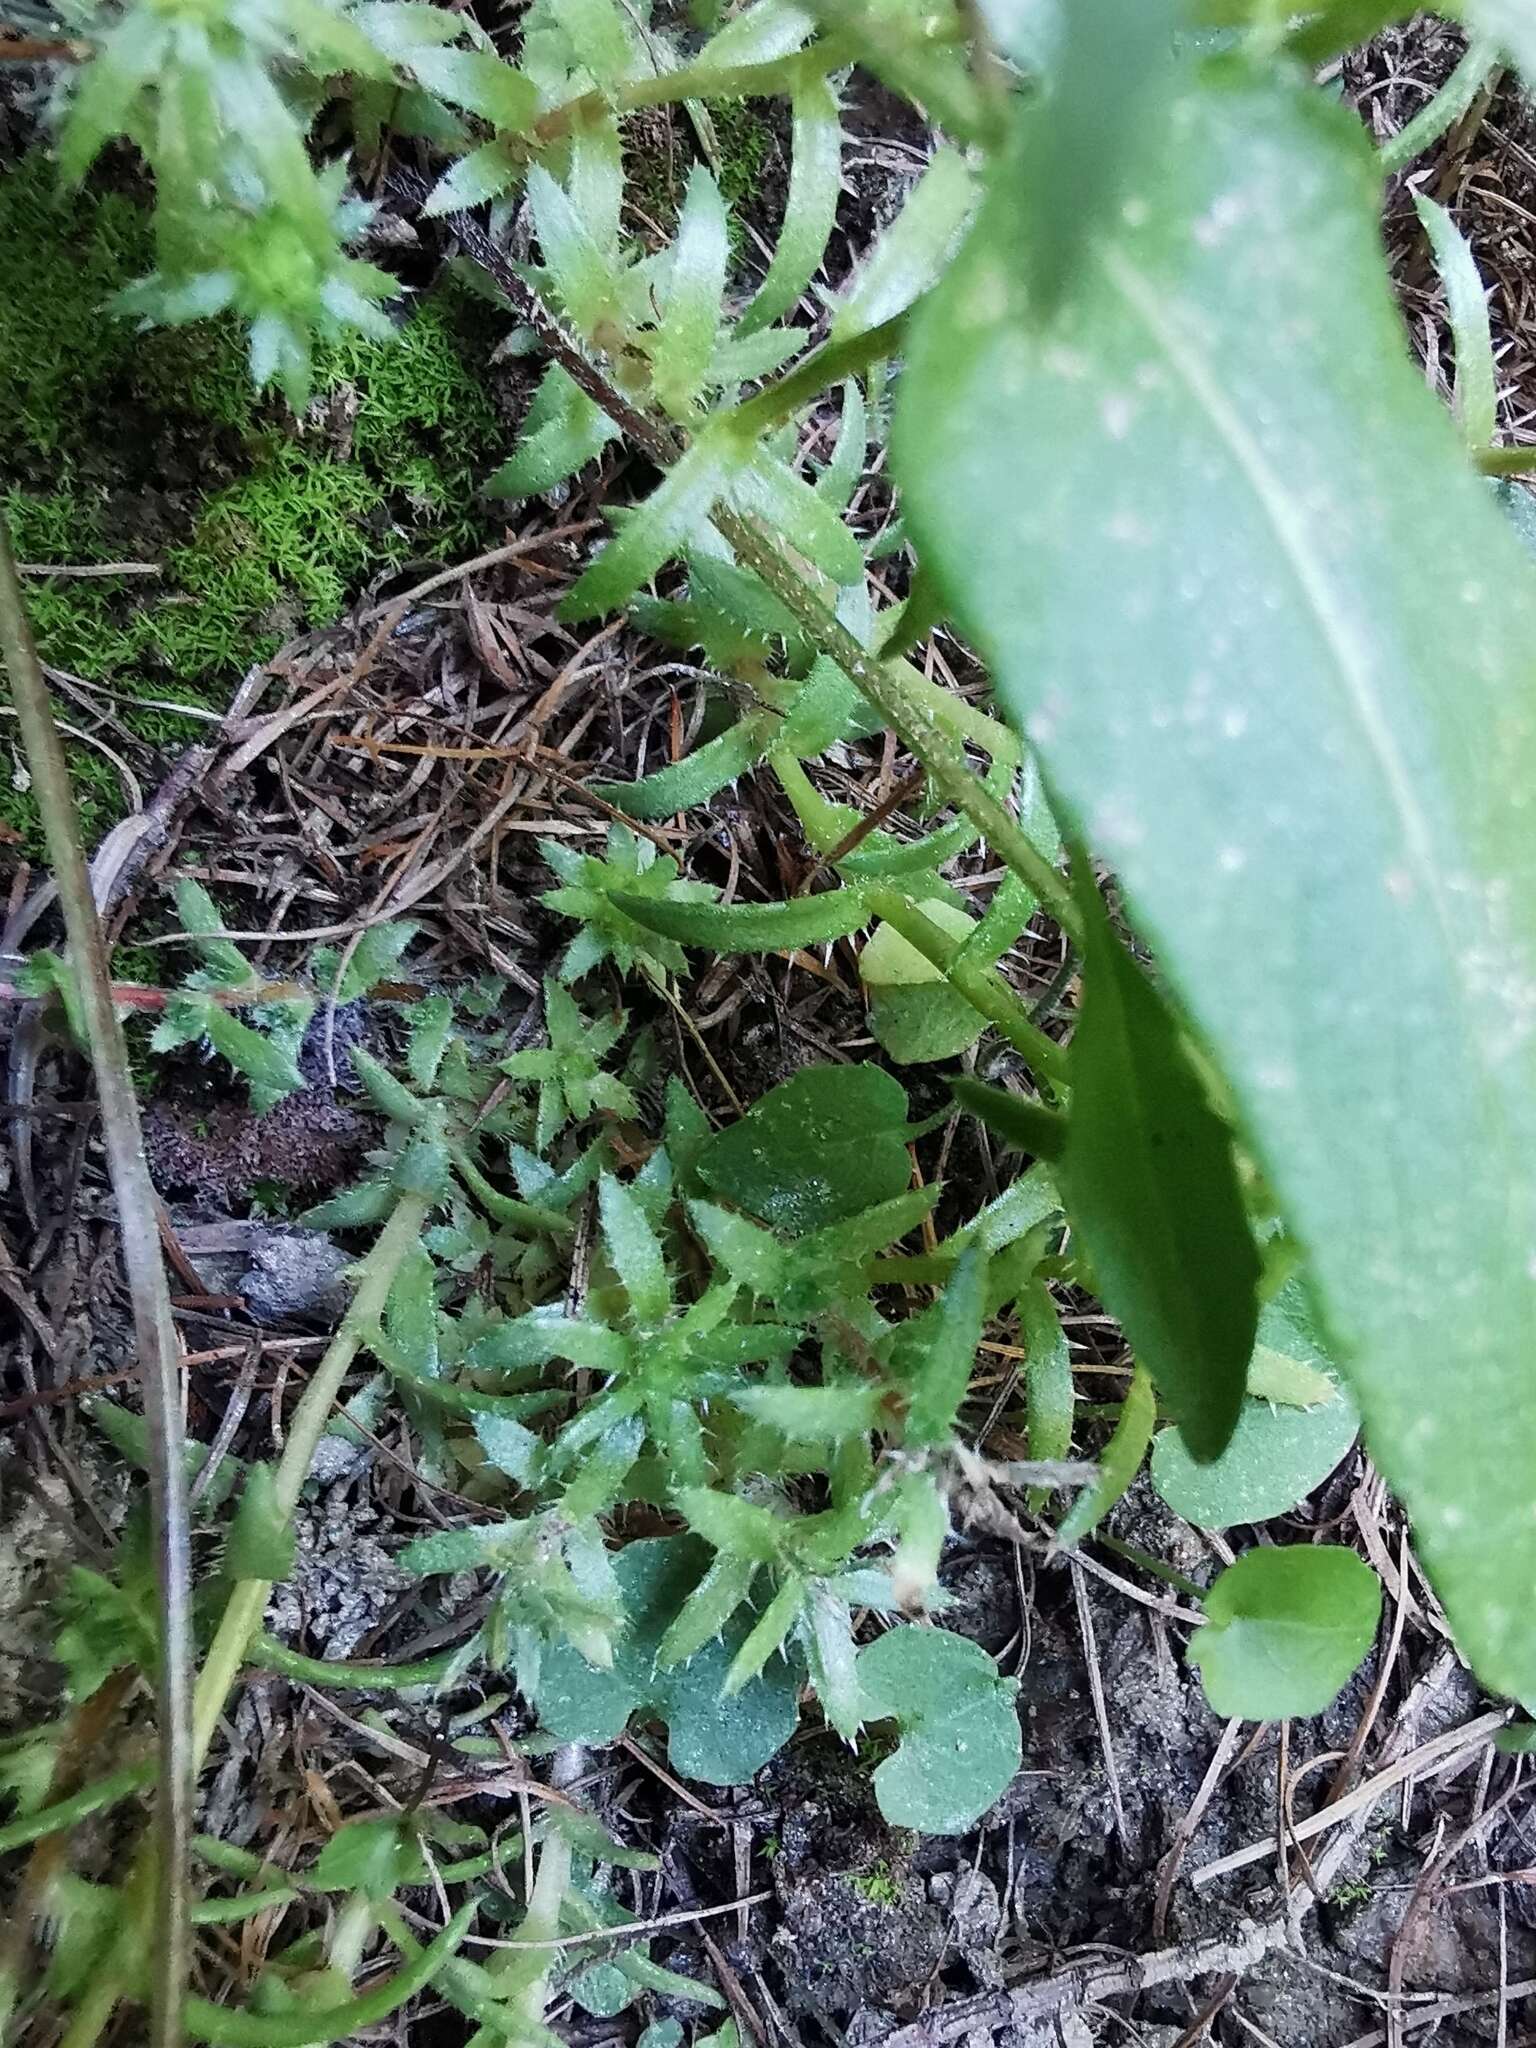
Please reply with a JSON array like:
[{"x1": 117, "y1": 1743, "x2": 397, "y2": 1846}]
[
  {"x1": 1059, "y1": 885, "x2": 1257, "y2": 1461},
  {"x1": 612, "y1": 885, "x2": 873, "y2": 952},
  {"x1": 1415, "y1": 194, "x2": 1496, "y2": 455},
  {"x1": 740, "y1": 74, "x2": 841, "y2": 333},
  {"x1": 564, "y1": 429, "x2": 749, "y2": 620},
  {"x1": 598, "y1": 1172, "x2": 672, "y2": 1325},
  {"x1": 652, "y1": 166, "x2": 728, "y2": 416},
  {"x1": 1056, "y1": 1364, "x2": 1154, "y2": 1548},
  {"x1": 829, "y1": 146, "x2": 975, "y2": 345}
]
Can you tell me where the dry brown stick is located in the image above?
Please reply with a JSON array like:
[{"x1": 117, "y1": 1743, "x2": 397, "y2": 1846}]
[
  {"x1": 1190, "y1": 1702, "x2": 1510, "y2": 1888},
  {"x1": 1152, "y1": 1716, "x2": 1243, "y2": 1941},
  {"x1": 1070, "y1": 1558, "x2": 1127, "y2": 1848},
  {"x1": 876, "y1": 1917, "x2": 1292, "y2": 2048}
]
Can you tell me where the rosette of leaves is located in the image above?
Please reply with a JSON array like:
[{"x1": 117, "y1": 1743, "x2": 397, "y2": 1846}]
[{"x1": 540, "y1": 824, "x2": 719, "y2": 984}]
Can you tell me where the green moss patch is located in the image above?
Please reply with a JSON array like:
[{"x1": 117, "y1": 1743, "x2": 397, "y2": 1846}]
[{"x1": 1, "y1": 152, "x2": 508, "y2": 852}]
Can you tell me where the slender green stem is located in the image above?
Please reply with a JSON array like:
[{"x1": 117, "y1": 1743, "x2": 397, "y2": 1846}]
[
  {"x1": 193, "y1": 1190, "x2": 433, "y2": 1762},
  {"x1": 865, "y1": 889, "x2": 1069, "y2": 1089},
  {"x1": 729, "y1": 314, "x2": 907, "y2": 440},
  {"x1": 248, "y1": 1631, "x2": 476, "y2": 1691},
  {"x1": 1379, "y1": 40, "x2": 1500, "y2": 175},
  {"x1": 0, "y1": 1762, "x2": 156, "y2": 1856},
  {"x1": 62, "y1": 1192, "x2": 433, "y2": 2048},
  {"x1": 0, "y1": 515, "x2": 193, "y2": 2048},
  {"x1": 1476, "y1": 443, "x2": 1536, "y2": 477},
  {"x1": 714, "y1": 506, "x2": 1084, "y2": 945},
  {"x1": 189, "y1": 1885, "x2": 300, "y2": 1927}
]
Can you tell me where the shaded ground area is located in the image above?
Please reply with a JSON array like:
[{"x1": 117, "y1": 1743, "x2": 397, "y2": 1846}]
[{"x1": 3, "y1": 17, "x2": 1536, "y2": 2048}]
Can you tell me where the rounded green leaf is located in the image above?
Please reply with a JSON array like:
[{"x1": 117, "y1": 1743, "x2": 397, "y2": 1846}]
[
  {"x1": 535, "y1": 1539, "x2": 801, "y2": 1784},
  {"x1": 1189, "y1": 1546, "x2": 1381, "y2": 1721},
  {"x1": 862, "y1": 901, "x2": 986, "y2": 1062},
  {"x1": 1151, "y1": 1393, "x2": 1358, "y2": 1531},
  {"x1": 857, "y1": 1627, "x2": 1021, "y2": 1834},
  {"x1": 698, "y1": 1064, "x2": 912, "y2": 1232}
]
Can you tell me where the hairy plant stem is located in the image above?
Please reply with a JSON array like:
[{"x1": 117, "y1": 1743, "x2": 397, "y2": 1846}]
[
  {"x1": 1378, "y1": 39, "x2": 1500, "y2": 174},
  {"x1": 59, "y1": 1191, "x2": 433, "y2": 2048},
  {"x1": 772, "y1": 752, "x2": 1067, "y2": 1087},
  {"x1": 408, "y1": 184, "x2": 1080, "y2": 948},
  {"x1": 864, "y1": 888, "x2": 1068, "y2": 1088},
  {"x1": 0, "y1": 516, "x2": 193, "y2": 2048}
]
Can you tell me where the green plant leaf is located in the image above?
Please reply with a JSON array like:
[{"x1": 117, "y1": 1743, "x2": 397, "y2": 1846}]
[
  {"x1": 203, "y1": 1007, "x2": 307, "y2": 1114},
  {"x1": 1463, "y1": 0, "x2": 1536, "y2": 89},
  {"x1": 1056, "y1": 1363, "x2": 1154, "y2": 1547},
  {"x1": 728, "y1": 454, "x2": 865, "y2": 585},
  {"x1": 1152, "y1": 1293, "x2": 1360, "y2": 1528},
  {"x1": 861, "y1": 901, "x2": 987, "y2": 1063},
  {"x1": 1013, "y1": 0, "x2": 1176, "y2": 320},
  {"x1": 473, "y1": 1410, "x2": 542, "y2": 1486},
  {"x1": 651, "y1": 165, "x2": 728, "y2": 416},
  {"x1": 731, "y1": 1383, "x2": 883, "y2": 1441},
  {"x1": 697, "y1": 1063, "x2": 912, "y2": 1230},
  {"x1": 564, "y1": 427, "x2": 749, "y2": 620},
  {"x1": 830, "y1": 146, "x2": 975, "y2": 345},
  {"x1": 174, "y1": 880, "x2": 255, "y2": 988},
  {"x1": 315, "y1": 921, "x2": 417, "y2": 1002},
  {"x1": 613, "y1": 885, "x2": 873, "y2": 952},
  {"x1": 226, "y1": 1464, "x2": 295, "y2": 1581},
  {"x1": 1190, "y1": 1545, "x2": 1382, "y2": 1720},
  {"x1": 740, "y1": 72, "x2": 841, "y2": 333},
  {"x1": 856, "y1": 1627, "x2": 1021, "y2": 1833},
  {"x1": 1018, "y1": 1277, "x2": 1073, "y2": 1500},
  {"x1": 486, "y1": 363, "x2": 619, "y2": 498},
  {"x1": 1414, "y1": 193, "x2": 1496, "y2": 455},
  {"x1": 536, "y1": 1538, "x2": 801, "y2": 1783},
  {"x1": 899, "y1": 62, "x2": 1536, "y2": 1701},
  {"x1": 1058, "y1": 879, "x2": 1257, "y2": 1461},
  {"x1": 598, "y1": 1172, "x2": 672, "y2": 1324},
  {"x1": 900, "y1": 1248, "x2": 987, "y2": 1447},
  {"x1": 311, "y1": 1818, "x2": 425, "y2": 1895},
  {"x1": 688, "y1": 1199, "x2": 786, "y2": 1293},
  {"x1": 409, "y1": 46, "x2": 539, "y2": 129},
  {"x1": 1151, "y1": 1386, "x2": 1358, "y2": 1532}
]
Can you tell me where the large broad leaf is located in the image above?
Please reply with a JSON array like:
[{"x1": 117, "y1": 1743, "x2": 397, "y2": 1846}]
[{"x1": 896, "y1": 64, "x2": 1536, "y2": 1704}]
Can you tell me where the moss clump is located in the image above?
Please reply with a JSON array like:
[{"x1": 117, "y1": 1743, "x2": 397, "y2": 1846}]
[
  {"x1": 848, "y1": 1859, "x2": 902, "y2": 1909},
  {"x1": 709, "y1": 98, "x2": 778, "y2": 221},
  {"x1": 625, "y1": 98, "x2": 779, "y2": 261},
  {"x1": 1, "y1": 152, "x2": 508, "y2": 853}
]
